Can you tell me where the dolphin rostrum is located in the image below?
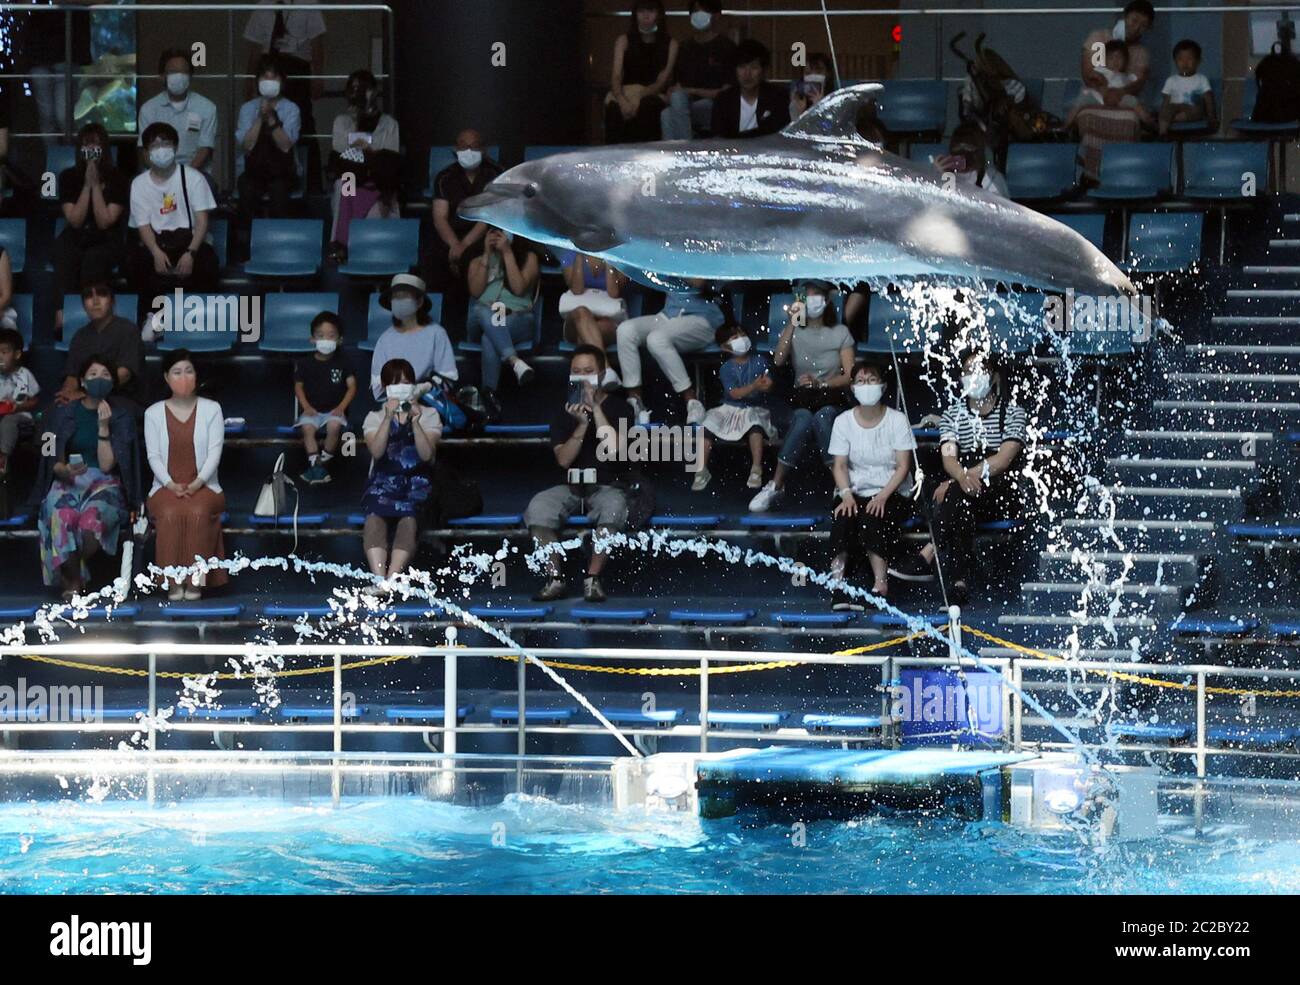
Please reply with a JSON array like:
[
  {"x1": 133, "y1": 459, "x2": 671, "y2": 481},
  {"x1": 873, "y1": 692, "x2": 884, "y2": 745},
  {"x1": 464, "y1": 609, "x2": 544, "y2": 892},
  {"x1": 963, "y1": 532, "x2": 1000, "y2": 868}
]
[{"x1": 460, "y1": 83, "x2": 1134, "y2": 299}]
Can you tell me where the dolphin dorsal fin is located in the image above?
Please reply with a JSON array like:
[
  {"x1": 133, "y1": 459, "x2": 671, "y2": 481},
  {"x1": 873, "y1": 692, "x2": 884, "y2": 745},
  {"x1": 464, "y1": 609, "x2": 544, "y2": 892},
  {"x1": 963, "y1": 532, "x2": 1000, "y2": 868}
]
[{"x1": 781, "y1": 81, "x2": 884, "y2": 142}]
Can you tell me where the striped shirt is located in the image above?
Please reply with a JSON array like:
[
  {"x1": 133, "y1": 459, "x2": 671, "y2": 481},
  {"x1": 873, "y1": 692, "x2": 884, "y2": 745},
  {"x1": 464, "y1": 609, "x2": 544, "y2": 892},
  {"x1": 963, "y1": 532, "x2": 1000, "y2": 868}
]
[{"x1": 939, "y1": 399, "x2": 1027, "y2": 463}]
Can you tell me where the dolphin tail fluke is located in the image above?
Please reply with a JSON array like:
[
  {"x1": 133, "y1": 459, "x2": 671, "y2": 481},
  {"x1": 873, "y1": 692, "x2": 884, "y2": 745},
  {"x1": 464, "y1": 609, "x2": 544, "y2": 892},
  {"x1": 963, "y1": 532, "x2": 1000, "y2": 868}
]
[{"x1": 781, "y1": 82, "x2": 885, "y2": 142}]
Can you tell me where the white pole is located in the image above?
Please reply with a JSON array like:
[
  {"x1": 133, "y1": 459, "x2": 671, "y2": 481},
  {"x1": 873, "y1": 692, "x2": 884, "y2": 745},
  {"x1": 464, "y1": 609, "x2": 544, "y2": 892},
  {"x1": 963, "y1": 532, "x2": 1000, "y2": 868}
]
[
  {"x1": 332, "y1": 650, "x2": 342, "y2": 808},
  {"x1": 440, "y1": 626, "x2": 458, "y2": 798}
]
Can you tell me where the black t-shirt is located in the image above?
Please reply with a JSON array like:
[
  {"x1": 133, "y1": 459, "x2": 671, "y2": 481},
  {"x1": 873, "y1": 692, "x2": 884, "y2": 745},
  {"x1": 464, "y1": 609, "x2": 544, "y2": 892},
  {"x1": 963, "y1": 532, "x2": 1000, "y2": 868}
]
[
  {"x1": 434, "y1": 159, "x2": 503, "y2": 238},
  {"x1": 294, "y1": 351, "x2": 354, "y2": 413},
  {"x1": 676, "y1": 35, "x2": 736, "y2": 92},
  {"x1": 58, "y1": 165, "x2": 130, "y2": 237},
  {"x1": 550, "y1": 394, "x2": 634, "y2": 487},
  {"x1": 64, "y1": 315, "x2": 144, "y2": 402}
]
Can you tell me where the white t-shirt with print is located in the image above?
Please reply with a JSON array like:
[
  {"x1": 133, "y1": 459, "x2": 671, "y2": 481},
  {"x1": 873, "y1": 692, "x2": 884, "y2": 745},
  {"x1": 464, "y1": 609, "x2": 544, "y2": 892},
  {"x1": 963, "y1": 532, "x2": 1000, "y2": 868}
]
[
  {"x1": 1162, "y1": 73, "x2": 1211, "y2": 106},
  {"x1": 827, "y1": 406, "x2": 917, "y2": 498},
  {"x1": 129, "y1": 165, "x2": 217, "y2": 232},
  {"x1": 0, "y1": 366, "x2": 39, "y2": 405}
]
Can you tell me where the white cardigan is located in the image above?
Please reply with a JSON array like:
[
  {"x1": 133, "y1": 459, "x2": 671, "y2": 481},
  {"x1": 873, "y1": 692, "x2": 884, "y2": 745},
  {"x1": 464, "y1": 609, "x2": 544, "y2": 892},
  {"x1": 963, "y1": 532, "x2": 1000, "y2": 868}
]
[{"x1": 144, "y1": 397, "x2": 225, "y2": 496}]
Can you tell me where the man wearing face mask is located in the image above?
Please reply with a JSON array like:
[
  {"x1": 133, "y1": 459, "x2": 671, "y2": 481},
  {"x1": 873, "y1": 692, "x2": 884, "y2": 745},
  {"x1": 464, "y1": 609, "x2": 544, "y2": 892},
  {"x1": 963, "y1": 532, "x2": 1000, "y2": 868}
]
[
  {"x1": 137, "y1": 49, "x2": 218, "y2": 176},
  {"x1": 889, "y1": 351, "x2": 1027, "y2": 605},
  {"x1": 234, "y1": 54, "x2": 302, "y2": 235},
  {"x1": 524, "y1": 345, "x2": 636, "y2": 604},
  {"x1": 57, "y1": 282, "x2": 144, "y2": 409},
  {"x1": 662, "y1": 1, "x2": 734, "y2": 140},
  {"x1": 427, "y1": 128, "x2": 502, "y2": 298}
]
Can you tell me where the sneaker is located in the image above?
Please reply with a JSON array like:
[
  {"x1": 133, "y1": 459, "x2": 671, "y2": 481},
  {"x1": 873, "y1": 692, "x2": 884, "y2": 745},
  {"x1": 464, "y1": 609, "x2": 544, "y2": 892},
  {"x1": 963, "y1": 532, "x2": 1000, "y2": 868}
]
[
  {"x1": 832, "y1": 589, "x2": 866, "y2": 612},
  {"x1": 888, "y1": 554, "x2": 936, "y2": 582},
  {"x1": 748, "y1": 480, "x2": 784, "y2": 513},
  {"x1": 533, "y1": 578, "x2": 568, "y2": 602},
  {"x1": 746, "y1": 469, "x2": 763, "y2": 490},
  {"x1": 602, "y1": 367, "x2": 622, "y2": 392},
  {"x1": 583, "y1": 576, "x2": 607, "y2": 603},
  {"x1": 691, "y1": 468, "x2": 712, "y2": 492},
  {"x1": 685, "y1": 398, "x2": 706, "y2": 426},
  {"x1": 512, "y1": 359, "x2": 535, "y2": 385},
  {"x1": 301, "y1": 464, "x2": 331, "y2": 485},
  {"x1": 628, "y1": 396, "x2": 651, "y2": 425},
  {"x1": 183, "y1": 586, "x2": 203, "y2": 601}
]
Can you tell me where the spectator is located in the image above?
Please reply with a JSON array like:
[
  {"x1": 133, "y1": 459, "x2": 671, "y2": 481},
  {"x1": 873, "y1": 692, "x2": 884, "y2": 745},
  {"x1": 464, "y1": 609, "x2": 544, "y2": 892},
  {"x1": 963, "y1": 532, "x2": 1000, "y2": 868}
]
[
  {"x1": 235, "y1": 54, "x2": 302, "y2": 228},
  {"x1": 749, "y1": 282, "x2": 855, "y2": 512},
  {"x1": 465, "y1": 228, "x2": 540, "y2": 420},
  {"x1": 525, "y1": 344, "x2": 635, "y2": 603},
  {"x1": 889, "y1": 351, "x2": 1027, "y2": 606},
  {"x1": 1158, "y1": 39, "x2": 1215, "y2": 136},
  {"x1": 827, "y1": 360, "x2": 917, "y2": 609},
  {"x1": 1076, "y1": 0, "x2": 1155, "y2": 179},
  {"x1": 361, "y1": 358, "x2": 440, "y2": 587},
  {"x1": 692, "y1": 323, "x2": 776, "y2": 493},
  {"x1": 369, "y1": 274, "x2": 457, "y2": 401},
  {"x1": 326, "y1": 69, "x2": 402, "y2": 263},
  {"x1": 127, "y1": 122, "x2": 220, "y2": 322},
  {"x1": 23, "y1": 1, "x2": 92, "y2": 147},
  {"x1": 0, "y1": 328, "x2": 38, "y2": 480},
  {"x1": 244, "y1": 0, "x2": 325, "y2": 192},
  {"x1": 617, "y1": 280, "x2": 725, "y2": 425},
  {"x1": 425, "y1": 128, "x2": 502, "y2": 297},
  {"x1": 711, "y1": 39, "x2": 790, "y2": 139},
  {"x1": 137, "y1": 49, "x2": 218, "y2": 175},
  {"x1": 1063, "y1": 40, "x2": 1154, "y2": 130},
  {"x1": 295, "y1": 311, "x2": 357, "y2": 485},
  {"x1": 0, "y1": 227, "x2": 13, "y2": 336},
  {"x1": 934, "y1": 123, "x2": 1010, "y2": 198},
  {"x1": 606, "y1": 0, "x2": 678, "y2": 144},
  {"x1": 661, "y1": 0, "x2": 734, "y2": 140},
  {"x1": 560, "y1": 252, "x2": 630, "y2": 361},
  {"x1": 33, "y1": 355, "x2": 140, "y2": 600},
  {"x1": 144, "y1": 350, "x2": 227, "y2": 601},
  {"x1": 56, "y1": 281, "x2": 145, "y2": 408},
  {"x1": 790, "y1": 51, "x2": 835, "y2": 121}
]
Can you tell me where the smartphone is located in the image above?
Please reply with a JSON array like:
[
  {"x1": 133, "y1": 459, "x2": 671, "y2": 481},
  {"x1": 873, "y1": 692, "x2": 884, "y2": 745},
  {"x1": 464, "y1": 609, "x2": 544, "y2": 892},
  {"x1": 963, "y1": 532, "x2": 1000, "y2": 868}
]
[
  {"x1": 68, "y1": 453, "x2": 84, "y2": 468},
  {"x1": 566, "y1": 380, "x2": 586, "y2": 406}
]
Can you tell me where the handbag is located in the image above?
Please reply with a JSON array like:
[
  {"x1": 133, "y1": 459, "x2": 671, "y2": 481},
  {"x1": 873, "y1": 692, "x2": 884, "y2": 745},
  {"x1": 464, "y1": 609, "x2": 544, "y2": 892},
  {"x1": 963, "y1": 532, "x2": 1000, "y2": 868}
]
[{"x1": 253, "y1": 452, "x2": 300, "y2": 552}]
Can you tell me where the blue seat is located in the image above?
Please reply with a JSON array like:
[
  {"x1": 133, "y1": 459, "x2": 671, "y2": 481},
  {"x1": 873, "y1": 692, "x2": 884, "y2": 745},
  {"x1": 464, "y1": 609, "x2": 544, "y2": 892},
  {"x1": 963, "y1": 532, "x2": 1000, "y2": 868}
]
[
  {"x1": 707, "y1": 710, "x2": 788, "y2": 729},
  {"x1": 46, "y1": 144, "x2": 76, "y2": 179},
  {"x1": 769, "y1": 611, "x2": 855, "y2": 627},
  {"x1": 207, "y1": 217, "x2": 228, "y2": 268},
  {"x1": 244, "y1": 219, "x2": 323, "y2": 278},
  {"x1": 482, "y1": 423, "x2": 548, "y2": 436},
  {"x1": 650, "y1": 514, "x2": 720, "y2": 529},
  {"x1": 1181, "y1": 142, "x2": 1269, "y2": 199},
  {"x1": 1168, "y1": 616, "x2": 1257, "y2": 635},
  {"x1": 9, "y1": 294, "x2": 32, "y2": 349},
  {"x1": 802, "y1": 713, "x2": 884, "y2": 731},
  {"x1": 466, "y1": 604, "x2": 552, "y2": 620},
  {"x1": 979, "y1": 518, "x2": 1024, "y2": 532},
  {"x1": 361, "y1": 291, "x2": 443, "y2": 351},
  {"x1": 1088, "y1": 144, "x2": 1174, "y2": 200},
  {"x1": 224, "y1": 421, "x2": 247, "y2": 436},
  {"x1": 1107, "y1": 721, "x2": 1191, "y2": 741},
  {"x1": 739, "y1": 514, "x2": 819, "y2": 529},
  {"x1": 489, "y1": 706, "x2": 575, "y2": 724},
  {"x1": 1125, "y1": 212, "x2": 1203, "y2": 272},
  {"x1": 668, "y1": 609, "x2": 755, "y2": 626},
  {"x1": 444, "y1": 514, "x2": 523, "y2": 528},
  {"x1": 281, "y1": 705, "x2": 367, "y2": 721},
  {"x1": 0, "y1": 218, "x2": 26, "y2": 273},
  {"x1": 1228, "y1": 521, "x2": 1300, "y2": 538},
  {"x1": 1207, "y1": 725, "x2": 1297, "y2": 748},
  {"x1": 159, "y1": 603, "x2": 245, "y2": 620},
  {"x1": 338, "y1": 218, "x2": 421, "y2": 277},
  {"x1": 860, "y1": 292, "x2": 927, "y2": 354},
  {"x1": 153, "y1": 293, "x2": 244, "y2": 352},
  {"x1": 179, "y1": 705, "x2": 258, "y2": 721},
  {"x1": 1272, "y1": 622, "x2": 1300, "y2": 637},
  {"x1": 61, "y1": 294, "x2": 139, "y2": 351},
  {"x1": 248, "y1": 513, "x2": 328, "y2": 527},
  {"x1": 0, "y1": 604, "x2": 38, "y2": 619},
  {"x1": 570, "y1": 606, "x2": 653, "y2": 623},
  {"x1": 983, "y1": 292, "x2": 1045, "y2": 353},
  {"x1": 49, "y1": 604, "x2": 139, "y2": 621},
  {"x1": 600, "y1": 707, "x2": 682, "y2": 727},
  {"x1": 876, "y1": 80, "x2": 947, "y2": 137},
  {"x1": 424, "y1": 145, "x2": 502, "y2": 198},
  {"x1": 259, "y1": 292, "x2": 341, "y2": 353},
  {"x1": 869, "y1": 612, "x2": 947, "y2": 628},
  {"x1": 263, "y1": 603, "x2": 334, "y2": 619},
  {"x1": 1049, "y1": 212, "x2": 1105, "y2": 251},
  {"x1": 907, "y1": 141, "x2": 947, "y2": 165},
  {"x1": 523, "y1": 145, "x2": 583, "y2": 162},
  {"x1": 100, "y1": 706, "x2": 149, "y2": 721},
  {"x1": 385, "y1": 705, "x2": 474, "y2": 722},
  {"x1": 1006, "y1": 143, "x2": 1079, "y2": 200},
  {"x1": 377, "y1": 604, "x2": 444, "y2": 619}
]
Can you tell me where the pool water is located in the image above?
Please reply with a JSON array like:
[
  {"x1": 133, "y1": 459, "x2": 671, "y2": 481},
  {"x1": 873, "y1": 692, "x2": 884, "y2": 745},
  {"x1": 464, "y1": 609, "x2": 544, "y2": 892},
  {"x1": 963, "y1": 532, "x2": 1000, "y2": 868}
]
[{"x1": 1, "y1": 795, "x2": 1297, "y2": 894}]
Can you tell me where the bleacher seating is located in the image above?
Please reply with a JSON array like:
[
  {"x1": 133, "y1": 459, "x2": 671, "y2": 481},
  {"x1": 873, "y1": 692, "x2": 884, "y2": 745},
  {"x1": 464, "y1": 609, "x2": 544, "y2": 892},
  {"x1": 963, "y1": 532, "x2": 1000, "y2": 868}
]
[
  {"x1": 61, "y1": 294, "x2": 139, "y2": 351},
  {"x1": 243, "y1": 219, "x2": 324, "y2": 278},
  {"x1": 874, "y1": 80, "x2": 948, "y2": 140},
  {"x1": 1088, "y1": 143, "x2": 1175, "y2": 201},
  {"x1": 424, "y1": 145, "x2": 502, "y2": 199},
  {"x1": 1125, "y1": 212, "x2": 1203, "y2": 272},
  {"x1": 0, "y1": 218, "x2": 26, "y2": 274},
  {"x1": 337, "y1": 218, "x2": 421, "y2": 278},
  {"x1": 155, "y1": 293, "x2": 243, "y2": 352},
  {"x1": 1006, "y1": 143, "x2": 1079, "y2": 201},
  {"x1": 259, "y1": 292, "x2": 342, "y2": 353}
]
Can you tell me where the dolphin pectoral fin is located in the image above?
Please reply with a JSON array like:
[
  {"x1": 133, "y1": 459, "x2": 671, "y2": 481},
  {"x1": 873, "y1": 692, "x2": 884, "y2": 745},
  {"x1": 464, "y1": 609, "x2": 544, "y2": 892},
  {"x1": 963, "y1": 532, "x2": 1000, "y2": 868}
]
[
  {"x1": 570, "y1": 225, "x2": 624, "y2": 253},
  {"x1": 781, "y1": 82, "x2": 885, "y2": 142}
]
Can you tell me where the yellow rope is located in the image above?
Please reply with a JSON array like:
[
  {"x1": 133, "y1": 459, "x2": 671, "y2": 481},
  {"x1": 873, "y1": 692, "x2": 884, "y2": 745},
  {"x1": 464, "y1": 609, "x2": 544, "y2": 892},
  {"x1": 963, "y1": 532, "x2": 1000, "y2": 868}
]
[{"x1": 12, "y1": 651, "x2": 410, "y2": 680}]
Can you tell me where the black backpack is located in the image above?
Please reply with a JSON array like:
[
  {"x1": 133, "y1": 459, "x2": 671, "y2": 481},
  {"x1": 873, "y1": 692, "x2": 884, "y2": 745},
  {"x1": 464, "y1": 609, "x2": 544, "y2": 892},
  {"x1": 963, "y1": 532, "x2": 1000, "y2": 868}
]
[{"x1": 1254, "y1": 42, "x2": 1300, "y2": 123}]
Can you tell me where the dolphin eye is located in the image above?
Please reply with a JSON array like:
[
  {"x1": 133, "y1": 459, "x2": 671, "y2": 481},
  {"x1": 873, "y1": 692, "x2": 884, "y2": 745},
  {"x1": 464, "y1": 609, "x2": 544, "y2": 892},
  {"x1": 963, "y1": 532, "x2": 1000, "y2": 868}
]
[{"x1": 523, "y1": 183, "x2": 538, "y2": 198}]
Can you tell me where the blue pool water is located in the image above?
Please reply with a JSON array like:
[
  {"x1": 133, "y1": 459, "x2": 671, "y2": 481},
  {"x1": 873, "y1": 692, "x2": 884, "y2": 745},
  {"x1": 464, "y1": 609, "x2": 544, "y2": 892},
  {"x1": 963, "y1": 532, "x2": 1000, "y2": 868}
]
[{"x1": 0, "y1": 796, "x2": 1297, "y2": 894}]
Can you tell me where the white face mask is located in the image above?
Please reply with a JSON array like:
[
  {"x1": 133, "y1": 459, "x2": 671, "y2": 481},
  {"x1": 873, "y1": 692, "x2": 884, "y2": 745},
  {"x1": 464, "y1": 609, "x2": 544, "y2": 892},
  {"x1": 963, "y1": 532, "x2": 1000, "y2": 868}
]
[
  {"x1": 726, "y1": 336, "x2": 752, "y2": 355},
  {"x1": 314, "y1": 339, "x2": 338, "y2": 355},
  {"x1": 390, "y1": 297, "x2": 420, "y2": 320},
  {"x1": 386, "y1": 383, "x2": 415, "y2": 403},
  {"x1": 804, "y1": 73, "x2": 827, "y2": 87},
  {"x1": 805, "y1": 295, "x2": 828, "y2": 320},
  {"x1": 690, "y1": 10, "x2": 712, "y2": 30},
  {"x1": 258, "y1": 78, "x2": 281, "y2": 99},
  {"x1": 962, "y1": 372, "x2": 992, "y2": 401},
  {"x1": 457, "y1": 149, "x2": 482, "y2": 171},
  {"x1": 166, "y1": 72, "x2": 190, "y2": 98},
  {"x1": 854, "y1": 382, "x2": 885, "y2": 406},
  {"x1": 149, "y1": 146, "x2": 176, "y2": 169}
]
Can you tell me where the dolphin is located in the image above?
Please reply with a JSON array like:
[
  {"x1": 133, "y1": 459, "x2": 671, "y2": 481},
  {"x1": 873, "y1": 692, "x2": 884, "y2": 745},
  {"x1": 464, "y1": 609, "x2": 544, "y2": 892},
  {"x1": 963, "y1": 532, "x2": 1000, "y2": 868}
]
[{"x1": 460, "y1": 83, "x2": 1134, "y2": 298}]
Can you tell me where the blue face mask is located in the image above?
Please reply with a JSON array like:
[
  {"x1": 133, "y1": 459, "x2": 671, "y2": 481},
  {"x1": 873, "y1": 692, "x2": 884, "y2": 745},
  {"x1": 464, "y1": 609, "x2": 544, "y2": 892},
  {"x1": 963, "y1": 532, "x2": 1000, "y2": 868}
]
[{"x1": 84, "y1": 377, "x2": 113, "y2": 400}]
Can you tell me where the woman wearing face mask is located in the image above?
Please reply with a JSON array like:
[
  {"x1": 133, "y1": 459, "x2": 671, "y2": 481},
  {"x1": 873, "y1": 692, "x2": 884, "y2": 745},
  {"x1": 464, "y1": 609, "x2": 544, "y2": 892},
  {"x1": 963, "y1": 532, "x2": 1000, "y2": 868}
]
[
  {"x1": 369, "y1": 274, "x2": 458, "y2": 402},
  {"x1": 145, "y1": 351, "x2": 228, "y2": 601},
  {"x1": 234, "y1": 54, "x2": 302, "y2": 235},
  {"x1": 53, "y1": 122, "x2": 128, "y2": 339},
  {"x1": 32, "y1": 356, "x2": 140, "y2": 600},
  {"x1": 661, "y1": 1, "x2": 734, "y2": 139},
  {"x1": 827, "y1": 361, "x2": 917, "y2": 608},
  {"x1": 361, "y1": 358, "x2": 441, "y2": 588},
  {"x1": 889, "y1": 350, "x2": 1027, "y2": 605},
  {"x1": 466, "y1": 228, "x2": 541, "y2": 420},
  {"x1": 605, "y1": 0, "x2": 678, "y2": 144},
  {"x1": 326, "y1": 69, "x2": 402, "y2": 263},
  {"x1": 750, "y1": 281, "x2": 856, "y2": 512},
  {"x1": 126, "y1": 122, "x2": 220, "y2": 324}
]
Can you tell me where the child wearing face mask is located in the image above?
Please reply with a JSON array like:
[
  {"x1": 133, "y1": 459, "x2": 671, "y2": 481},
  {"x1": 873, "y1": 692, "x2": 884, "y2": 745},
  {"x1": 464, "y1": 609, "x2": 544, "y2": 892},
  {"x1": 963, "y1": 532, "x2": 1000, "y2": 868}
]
[
  {"x1": 826, "y1": 360, "x2": 917, "y2": 608},
  {"x1": 692, "y1": 324, "x2": 776, "y2": 493},
  {"x1": 295, "y1": 311, "x2": 357, "y2": 485}
]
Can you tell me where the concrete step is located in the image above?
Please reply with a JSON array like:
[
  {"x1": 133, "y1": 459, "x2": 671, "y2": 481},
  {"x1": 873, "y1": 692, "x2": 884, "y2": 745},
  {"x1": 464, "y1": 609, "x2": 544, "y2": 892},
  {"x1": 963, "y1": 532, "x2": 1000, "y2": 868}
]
[
  {"x1": 1036, "y1": 550, "x2": 1202, "y2": 585},
  {"x1": 1106, "y1": 456, "x2": 1256, "y2": 489},
  {"x1": 1056, "y1": 518, "x2": 1218, "y2": 552},
  {"x1": 1020, "y1": 581, "x2": 1190, "y2": 616},
  {"x1": 1114, "y1": 429, "x2": 1274, "y2": 461},
  {"x1": 1105, "y1": 485, "x2": 1244, "y2": 521},
  {"x1": 1183, "y1": 344, "x2": 1300, "y2": 374},
  {"x1": 1152, "y1": 399, "x2": 1300, "y2": 430},
  {"x1": 996, "y1": 613, "x2": 1159, "y2": 648},
  {"x1": 1163, "y1": 372, "x2": 1300, "y2": 402}
]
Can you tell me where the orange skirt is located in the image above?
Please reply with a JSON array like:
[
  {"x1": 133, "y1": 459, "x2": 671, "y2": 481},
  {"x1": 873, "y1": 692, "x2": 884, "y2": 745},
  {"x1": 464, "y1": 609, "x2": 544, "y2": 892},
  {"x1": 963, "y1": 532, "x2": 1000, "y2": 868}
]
[{"x1": 147, "y1": 487, "x2": 229, "y2": 586}]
